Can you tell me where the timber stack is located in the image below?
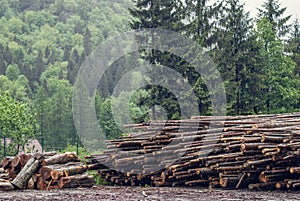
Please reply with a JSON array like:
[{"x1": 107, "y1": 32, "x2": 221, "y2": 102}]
[
  {"x1": 94, "y1": 113, "x2": 300, "y2": 190},
  {"x1": 0, "y1": 152, "x2": 96, "y2": 191}
]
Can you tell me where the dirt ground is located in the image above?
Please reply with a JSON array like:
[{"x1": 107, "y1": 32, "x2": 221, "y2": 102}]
[{"x1": 0, "y1": 186, "x2": 299, "y2": 201}]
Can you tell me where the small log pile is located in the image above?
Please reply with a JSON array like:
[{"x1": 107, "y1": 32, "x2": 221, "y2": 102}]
[
  {"x1": 0, "y1": 152, "x2": 95, "y2": 191},
  {"x1": 93, "y1": 113, "x2": 300, "y2": 190}
]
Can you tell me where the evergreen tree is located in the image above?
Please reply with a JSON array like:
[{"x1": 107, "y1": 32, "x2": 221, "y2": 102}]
[
  {"x1": 129, "y1": 0, "x2": 185, "y2": 31},
  {"x1": 0, "y1": 43, "x2": 7, "y2": 75},
  {"x1": 254, "y1": 18, "x2": 298, "y2": 113},
  {"x1": 34, "y1": 50, "x2": 45, "y2": 85},
  {"x1": 185, "y1": 0, "x2": 223, "y2": 47},
  {"x1": 129, "y1": 0, "x2": 186, "y2": 119},
  {"x1": 212, "y1": 0, "x2": 253, "y2": 114},
  {"x1": 287, "y1": 19, "x2": 300, "y2": 77},
  {"x1": 258, "y1": 0, "x2": 291, "y2": 37},
  {"x1": 83, "y1": 27, "x2": 92, "y2": 56}
]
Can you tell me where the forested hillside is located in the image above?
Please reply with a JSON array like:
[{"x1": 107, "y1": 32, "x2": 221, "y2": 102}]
[
  {"x1": 0, "y1": 0, "x2": 300, "y2": 153},
  {"x1": 0, "y1": 0, "x2": 133, "y2": 152}
]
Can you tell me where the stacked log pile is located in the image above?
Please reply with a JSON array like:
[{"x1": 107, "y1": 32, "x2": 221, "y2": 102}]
[
  {"x1": 0, "y1": 152, "x2": 95, "y2": 191},
  {"x1": 94, "y1": 113, "x2": 300, "y2": 190}
]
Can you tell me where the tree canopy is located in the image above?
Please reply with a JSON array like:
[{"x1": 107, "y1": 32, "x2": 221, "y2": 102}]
[{"x1": 0, "y1": 0, "x2": 300, "y2": 151}]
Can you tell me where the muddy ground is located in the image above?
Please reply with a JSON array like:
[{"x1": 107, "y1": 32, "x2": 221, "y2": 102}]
[{"x1": 0, "y1": 186, "x2": 299, "y2": 201}]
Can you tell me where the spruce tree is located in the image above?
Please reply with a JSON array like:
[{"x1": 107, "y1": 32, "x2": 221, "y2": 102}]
[
  {"x1": 129, "y1": 0, "x2": 185, "y2": 31},
  {"x1": 185, "y1": 0, "x2": 223, "y2": 47},
  {"x1": 287, "y1": 19, "x2": 300, "y2": 77},
  {"x1": 258, "y1": 0, "x2": 291, "y2": 37},
  {"x1": 254, "y1": 18, "x2": 298, "y2": 113},
  {"x1": 212, "y1": 0, "x2": 253, "y2": 114},
  {"x1": 129, "y1": 0, "x2": 186, "y2": 119}
]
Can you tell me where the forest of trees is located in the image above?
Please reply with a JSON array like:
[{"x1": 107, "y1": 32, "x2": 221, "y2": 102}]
[{"x1": 0, "y1": 0, "x2": 300, "y2": 153}]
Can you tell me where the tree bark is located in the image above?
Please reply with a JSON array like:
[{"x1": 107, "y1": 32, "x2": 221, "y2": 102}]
[
  {"x1": 11, "y1": 154, "x2": 44, "y2": 189},
  {"x1": 42, "y1": 152, "x2": 79, "y2": 166}
]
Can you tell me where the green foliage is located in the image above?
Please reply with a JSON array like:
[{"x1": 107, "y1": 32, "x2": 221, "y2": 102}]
[
  {"x1": 253, "y1": 18, "x2": 298, "y2": 113},
  {"x1": 0, "y1": 0, "x2": 133, "y2": 150},
  {"x1": 0, "y1": 0, "x2": 300, "y2": 149},
  {"x1": 60, "y1": 144, "x2": 89, "y2": 162},
  {"x1": 89, "y1": 170, "x2": 109, "y2": 186},
  {"x1": 96, "y1": 90, "x2": 150, "y2": 140},
  {"x1": 0, "y1": 92, "x2": 36, "y2": 155},
  {"x1": 258, "y1": 0, "x2": 291, "y2": 37},
  {"x1": 211, "y1": 0, "x2": 254, "y2": 114}
]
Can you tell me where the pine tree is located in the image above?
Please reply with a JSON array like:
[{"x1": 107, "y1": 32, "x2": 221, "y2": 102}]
[
  {"x1": 185, "y1": 0, "x2": 223, "y2": 47},
  {"x1": 0, "y1": 43, "x2": 7, "y2": 75},
  {"x1": 129, "y1": 0, "x2": 185, "y2": 31},
  {"x1": 129, "y1": 0, "x2": 186, "y2": 119},
  {"x1": 254, "y1": 18, "x2": 298, "y2": 113},
  {"x1": 258, "y1": 0, "x2": 291, "y2": 37},
  {"x1": 212, "y1": 0, "x2": 253, "y2": 114},
  {"x1": 287, "y1": 19, "x2": 300, "y2": 77}
]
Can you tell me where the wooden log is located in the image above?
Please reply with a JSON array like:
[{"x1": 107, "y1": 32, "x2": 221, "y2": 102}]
[
  {"x1": 1, "y1": 157, "x2": 13, "y2": 169},
  {"x1": 7, "y1": 165, "x2": 21, "y2": 179},
  {"x1": 0, "y1": 182, "x2": 14, "y2": 191},
  {"x1": 259, "y1": 173, "x2": 287, "y2": 183},
  {"x1": 248, "y1": 182, "x2": 277, "y2": 190},
  {"x1": 27, "y1": 175, "x2": 38, "y2": 190},
  {"x1": 11, "y1": 154, "x2": 44, "y2": 189},
  {"x1": 244, "y1": 158, "x2": 273, "y2": 168},
  {"x1": 42, "y1": 152, "x2": 79, "y2": 166},
  {"x1": 39, "y1": 166, "x2": 53, "y2": 180},
  {"x1": 59, "y1": 174, "x2": 95, "y2": 189},
  {"x1": 0, "y1": 173, "x2": 9, "y2": 180},
  {"x1": 276, "y1": 182, "x2": 287, "y2": 190},
  {"x1": 290, "y1": 167, "x2": 300, "y2": 174},
  {"x1": 261, "y1": 135, "x2": 287, "y2": 143},
  {"x1": 11, "y1": 156, "x2": 20, "y2": 168},
  {"x1": 20, "y1": 154, "x2": 31, "y2": 167},
  {"x1": 37, "y1": 176, "x2": 48, "y2": 190},
  {"x1": 51, "y1": 165, "x2": 88, "y2": 180},
  {"x1": 185, "y1": 179, "x2": 210, "y2": 187},
  {"x1": 219, "y1": 177, "x2": 239, "y2": 188},
  {"x1": 235, "y1": 173, "x2": 246, "y2": 189},
  {"x1": 39, "y1": 162, "x2": 83, "y2": 179}
]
